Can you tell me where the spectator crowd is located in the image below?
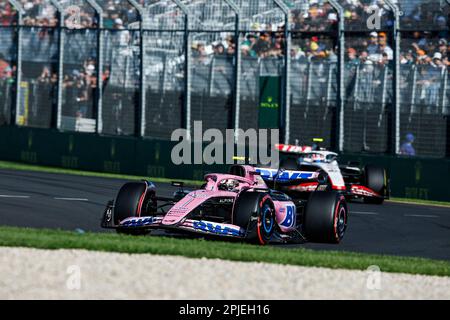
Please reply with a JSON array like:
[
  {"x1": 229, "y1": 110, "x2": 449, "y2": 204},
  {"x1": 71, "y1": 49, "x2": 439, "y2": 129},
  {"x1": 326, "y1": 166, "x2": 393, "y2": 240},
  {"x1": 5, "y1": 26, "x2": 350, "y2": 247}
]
[
  {"x1": 0, "y1": 0, "x2": 143, "y2": 29},
  {"x1": 1, "y1": 0, "x2": 448, "y2": 68},
  {"x1": 0, "y1": 0, "x2": 448, "y2": 118},
  {"x1": 188, "y1": 0, "x2": 448, "y2": 71}
]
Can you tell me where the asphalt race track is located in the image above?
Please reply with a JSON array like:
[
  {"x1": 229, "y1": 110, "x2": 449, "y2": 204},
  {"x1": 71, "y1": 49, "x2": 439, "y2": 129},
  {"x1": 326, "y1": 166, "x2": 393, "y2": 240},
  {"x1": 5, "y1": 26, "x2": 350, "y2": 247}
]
[{"x1": 0, "y1": 169, "x2": 449, "y2": 261}]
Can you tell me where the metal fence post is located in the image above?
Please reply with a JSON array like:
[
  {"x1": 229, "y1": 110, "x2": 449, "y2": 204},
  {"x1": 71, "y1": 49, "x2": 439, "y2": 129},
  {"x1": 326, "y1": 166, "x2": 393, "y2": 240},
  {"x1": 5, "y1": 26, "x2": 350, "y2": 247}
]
[
  {"x1": 86, "y1": 0, "x2": 104, "y2": 134},
  {"x1": 127, "y1": 0, "x2": 146, "y2": 137},
  {"x1": 49, "y1": 0, "x2": 64, "y2": 130},
  {"x1": 173, "y1": 0, "x2": 190, "y2": 138},
  {"x1": 444, "y1": 0, "x2": 449, "y2": 158},
  {"x1": 273, "y1": 0, "x2": 290, "y2": 144},
  {"x1": 328, "y1": 0, "x2": 344, "y2": 152},
  {"x1": 385, "y1": 0, "x2": 401, "y2": 155},
  {"x1": 8, "y1": 0, "x2": 23, "y2": 126},
  {"x1": 224, "y1": 0, "x2": 240, "y2": 140},
  {"x1": 442, "y1": 68, "x2": 448, "y2": 115}
]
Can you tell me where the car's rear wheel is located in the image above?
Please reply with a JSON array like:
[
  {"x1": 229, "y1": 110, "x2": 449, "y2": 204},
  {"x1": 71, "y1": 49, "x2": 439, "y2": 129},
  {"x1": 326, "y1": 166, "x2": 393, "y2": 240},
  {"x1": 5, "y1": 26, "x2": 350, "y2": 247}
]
[
  {"x1": 233, "y1": 192, "x2": 275, "y2": 245},
  {"x1": 303, "y1": 191, "x2": 348, "y2": 244},
  {"x1": 114, "y1": 182, "x2": 151, "y2": 235},
  {"x1": 363, "y1": 165, "x2": 386, "y2": 204}
]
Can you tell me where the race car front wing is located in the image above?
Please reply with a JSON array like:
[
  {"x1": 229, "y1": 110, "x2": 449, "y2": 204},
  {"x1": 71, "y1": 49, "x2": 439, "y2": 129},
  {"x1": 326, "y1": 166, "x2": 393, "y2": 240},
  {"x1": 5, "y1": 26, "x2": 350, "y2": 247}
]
[{"x1": 101, "y1": 202, "x2": 246, "y2": 239}]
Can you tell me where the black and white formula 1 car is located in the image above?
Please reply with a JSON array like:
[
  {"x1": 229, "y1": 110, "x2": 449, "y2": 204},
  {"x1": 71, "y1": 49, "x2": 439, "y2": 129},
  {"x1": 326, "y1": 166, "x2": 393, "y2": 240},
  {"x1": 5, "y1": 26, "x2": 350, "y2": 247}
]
[{"x1": 257, "y1": 143, "x2": 389, "y2": 204}]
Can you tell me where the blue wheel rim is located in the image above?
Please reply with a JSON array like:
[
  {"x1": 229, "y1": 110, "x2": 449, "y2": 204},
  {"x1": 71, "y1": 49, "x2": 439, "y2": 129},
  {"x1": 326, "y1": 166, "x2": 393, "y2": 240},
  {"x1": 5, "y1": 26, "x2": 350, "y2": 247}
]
[
  {"x1": 337, "y1": 206, "x2": 346, "y2": 237},
  {"x1": 262, "y1": 204, "x2": 274, "y2": 234}
]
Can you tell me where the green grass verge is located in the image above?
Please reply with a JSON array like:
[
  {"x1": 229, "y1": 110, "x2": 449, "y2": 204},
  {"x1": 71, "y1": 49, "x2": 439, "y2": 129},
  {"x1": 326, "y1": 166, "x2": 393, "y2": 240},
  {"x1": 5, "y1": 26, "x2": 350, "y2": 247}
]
[
  {"x1": 0, "y1": 161, "x2": 204, "y2": 186},
  {"x1": 1, "y1": 160, "x2": 449, "y2": 207},
  {"x1": 0, "y1": 226, "x2": 449, "y2": 277},
  {"x1": 389, "y1": 198, "x2": 450, "y2": 208}
]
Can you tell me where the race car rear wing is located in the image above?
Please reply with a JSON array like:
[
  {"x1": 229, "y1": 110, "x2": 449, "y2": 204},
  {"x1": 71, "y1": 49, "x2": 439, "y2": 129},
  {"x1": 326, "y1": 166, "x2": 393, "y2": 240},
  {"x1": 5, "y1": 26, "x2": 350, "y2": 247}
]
[
  {"x1": 275, "y1": 138, "x2": 327, "y2": 155},
  {"x1": 275, "y1": 144, "x2": 313, "y2": 154}
]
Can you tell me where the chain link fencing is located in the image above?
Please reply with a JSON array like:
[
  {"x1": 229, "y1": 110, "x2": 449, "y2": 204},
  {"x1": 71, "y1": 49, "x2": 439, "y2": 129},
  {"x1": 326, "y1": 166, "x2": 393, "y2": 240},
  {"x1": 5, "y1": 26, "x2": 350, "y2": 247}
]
[
  {"x1": 288, "y1": 0, "x2": 338, "y2": 150},
  {"x1": 0, "y1": 0, "x2": 449, "y2": 159},
  {"x1": 397, "y1": 0, "x2": 449, "y2": 157}
]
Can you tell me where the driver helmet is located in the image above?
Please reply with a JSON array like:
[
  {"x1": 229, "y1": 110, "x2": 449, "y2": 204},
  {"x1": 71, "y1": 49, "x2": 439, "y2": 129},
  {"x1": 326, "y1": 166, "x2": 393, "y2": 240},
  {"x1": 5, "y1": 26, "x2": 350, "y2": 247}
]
[
  {"x1": 311, "y1": 153, "x2": 326, "y2": 163},
  {"x1": 219, "y1": 179, "x2": 239, "y2": 192}
]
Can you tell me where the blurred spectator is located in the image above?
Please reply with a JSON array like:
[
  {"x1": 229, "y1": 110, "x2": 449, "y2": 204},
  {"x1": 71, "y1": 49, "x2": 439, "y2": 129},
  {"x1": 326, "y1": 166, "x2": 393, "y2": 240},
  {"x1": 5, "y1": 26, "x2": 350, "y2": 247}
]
[
  {"x1": 438, "y1": 39, "x2": 447, "y2": 56},
  {"x1": 241, "y1": 34, "x2": 257, "y2": 58},
  {"x1": 213, "y1": 43, "x2": 225, "y2": 56},
  {"x1": 347, "y1": 48, "x2": 360, "y2": 66},
  {"x1": 37, "y1": 65, "x2": 52, "y2": 83},
  {"x1": 102, "y1": 66, "x2": 111, "y2": 86},
  {"x1": 192, "y1": 42, "x2": 212, "y2": 65},
  {"x1": 0, "y1": 53, "x2": 13, "y2": 80},
  {"x1": 0, "y1": 2, "x2": 17, "y2": 26},
  {"x1": 252, "y1": 32, "x2": 271, "y2": 57},
  {"x1": 400, "y1": 133, "x2": 416, "y2": 156},
  {"x1": 114, "y1": 18, "x2": 131, "y2": 56},
  {"x1": 290, "y1": 46, "x2": 306, "y2": 61},
  {"x1": 378, "y1": 33, "x2": 393, "y2": 61},
  {"x1": 400, "y1": 50, "x2": 415, "y2": 65},
  {"x1": 74, "y1": 77, "x2": 88, "y2": 118},
  {"x1": 367, "y1": 32, "x2": 379, "y2": 56},
  {"x1": 226, "y1": 43, "x2": 235, "y2": 56},
  {"x1": 432, "y1": 52, "x2": 444, "y2": 69}
]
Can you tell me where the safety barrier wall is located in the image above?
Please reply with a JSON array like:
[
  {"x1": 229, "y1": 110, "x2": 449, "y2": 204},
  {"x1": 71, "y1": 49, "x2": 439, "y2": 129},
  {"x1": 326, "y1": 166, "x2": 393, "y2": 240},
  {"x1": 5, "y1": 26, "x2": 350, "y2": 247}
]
[
  {"x1": 1, "y1": 126, "x2": 449, "y2": 202},
  {"x1": 0, "y1": 126, "x2": 227, "y2": 181}
]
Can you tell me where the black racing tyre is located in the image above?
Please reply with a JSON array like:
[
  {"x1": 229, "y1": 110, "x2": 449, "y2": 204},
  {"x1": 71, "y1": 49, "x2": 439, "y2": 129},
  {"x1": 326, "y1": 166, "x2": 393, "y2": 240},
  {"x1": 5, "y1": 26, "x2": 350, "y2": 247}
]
[
  {"x1": 303, "y1": 191, "x2": 348, "y2": 244},
  {"x1": 279, "y1": 157, "x2": 299, "y2": 171},
  {"x1": 233, "y1": 192, "x2": 275, "y2": 245},
  {"x1": 363, "y1": 165, "x2": 386, "y2": 204},
  {"x1": 114, "y1": 182, "x2": 149, "y2": 235}
]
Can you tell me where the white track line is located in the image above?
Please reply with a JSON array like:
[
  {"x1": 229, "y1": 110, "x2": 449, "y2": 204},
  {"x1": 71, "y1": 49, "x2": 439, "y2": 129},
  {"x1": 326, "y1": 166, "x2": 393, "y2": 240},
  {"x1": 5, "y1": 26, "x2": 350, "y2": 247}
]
[
  {"x1": 0, "y1": 195, "x2": 31, "y2": 199},
  {"x1": 404, "y1": 214, "x2": 439, "y2": 218},
  {"x1": 53, "y1": 197, "x2": 89, "y2": 202},
  {"x1": 352, "y1": 211, "x2": 378, "y2": 215}
]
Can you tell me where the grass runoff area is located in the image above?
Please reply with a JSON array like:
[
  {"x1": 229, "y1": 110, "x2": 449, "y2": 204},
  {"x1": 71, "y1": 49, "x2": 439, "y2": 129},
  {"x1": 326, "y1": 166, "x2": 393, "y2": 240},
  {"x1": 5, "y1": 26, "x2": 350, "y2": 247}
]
[
  {"x1": 1, "y1": 160, "x2": 450, "y2": 207},
  {"x1": 0, "y1": 226, "x2": 449, "y2": 277}
]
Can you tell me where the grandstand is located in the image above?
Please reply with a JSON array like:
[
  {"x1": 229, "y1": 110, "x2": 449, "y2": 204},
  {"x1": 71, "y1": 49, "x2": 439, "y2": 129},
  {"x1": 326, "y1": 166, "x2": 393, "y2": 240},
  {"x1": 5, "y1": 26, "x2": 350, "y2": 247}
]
[{"x1": 0, "y1": 0, "x2": 448, "y2": 157}]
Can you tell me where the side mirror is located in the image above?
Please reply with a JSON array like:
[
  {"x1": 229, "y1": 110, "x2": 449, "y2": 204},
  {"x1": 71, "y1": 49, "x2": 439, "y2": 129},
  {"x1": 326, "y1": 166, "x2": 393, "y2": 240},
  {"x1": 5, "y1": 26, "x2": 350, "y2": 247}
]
[
  {"x1": 171, "y1": 181, "x2": 184, "y2": 188},
  {"x1": 173, "y1": 190, "x2": 188, "y2": 202},
  {"x1": 172, "y1": 181, "x2": 185, "y2": 194}
]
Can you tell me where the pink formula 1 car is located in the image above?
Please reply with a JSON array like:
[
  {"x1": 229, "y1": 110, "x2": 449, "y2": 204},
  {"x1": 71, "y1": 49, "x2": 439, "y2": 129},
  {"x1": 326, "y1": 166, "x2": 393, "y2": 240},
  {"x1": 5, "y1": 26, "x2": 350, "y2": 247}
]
[{"x1": 101, "y1": 165, "x2": 348, "y2": 245}]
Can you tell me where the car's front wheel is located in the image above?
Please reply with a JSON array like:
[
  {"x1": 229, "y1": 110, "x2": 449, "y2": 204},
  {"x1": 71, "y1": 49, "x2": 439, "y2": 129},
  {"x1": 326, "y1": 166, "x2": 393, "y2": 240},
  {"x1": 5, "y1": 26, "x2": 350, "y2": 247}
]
[
  {"x1": 233, "y1": 192, "x2": 275, "y2": 245},
  {"x1": 114, "y1": 182, "x2": 152, "y2": 235}
]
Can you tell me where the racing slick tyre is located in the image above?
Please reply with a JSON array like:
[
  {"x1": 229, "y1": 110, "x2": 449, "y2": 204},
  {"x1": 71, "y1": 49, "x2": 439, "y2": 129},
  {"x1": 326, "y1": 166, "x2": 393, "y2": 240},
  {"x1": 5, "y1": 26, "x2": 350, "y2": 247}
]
[
  {"x1": 233, "y1": 192, "x2": 275, "y2": 245},
  {"x1": 363, "y1": 165, "x2": 386, "y2": 204},
  {"x1": 303, "y1": 191, "x2": 348, "y2": 244},
  {"x1": 114, "y1": 182, "x2": 150, "y2": 235}
]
